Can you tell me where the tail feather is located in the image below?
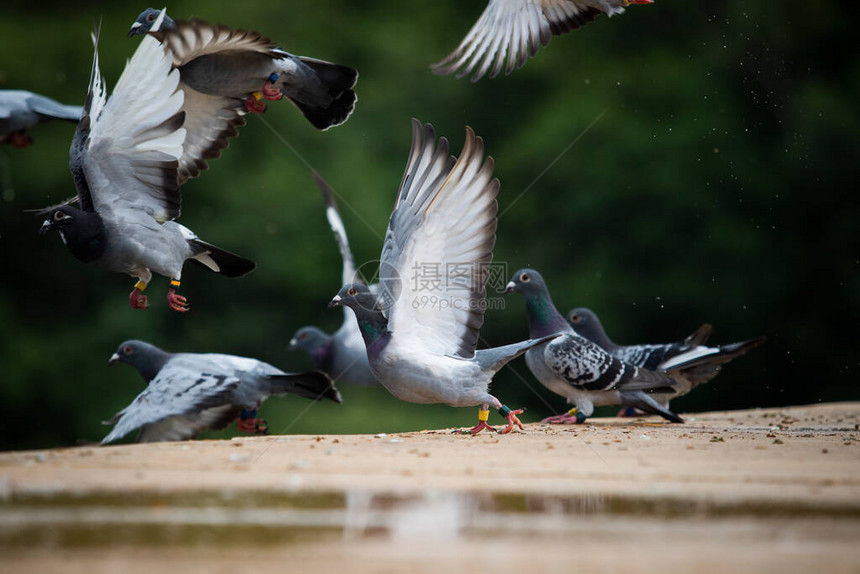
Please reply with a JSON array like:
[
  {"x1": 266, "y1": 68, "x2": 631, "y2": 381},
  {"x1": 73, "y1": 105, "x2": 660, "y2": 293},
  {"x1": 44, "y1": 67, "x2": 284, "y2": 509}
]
[
  {"x1": 684, "y1": 324, "x2": 712, "y2": 347},
  {"x1": 473, "y1": 333, "x2": 560, "y2": 373},
  {"x1": 190, "y1": 239, "x2": 256, "y2": 278},
  {"x1": 288, "y1": 57, "x2": 358, "y2": 130},
  {"x1": 662, "y1": 336, "x2": 766, "y2": 372},
  {"x1": 620, "y1": 391, "x2": 684, "y2": 423},
  {"x1": 268, "y1": 371, "x2": 342, "y2": 403}
]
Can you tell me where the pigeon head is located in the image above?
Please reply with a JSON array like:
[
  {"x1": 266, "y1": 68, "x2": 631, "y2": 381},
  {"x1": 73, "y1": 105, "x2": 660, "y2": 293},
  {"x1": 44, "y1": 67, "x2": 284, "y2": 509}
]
[
  {"x1": 128, "y1": 8, "x2": 175, "y2": 37},
  {"x1": 288, "y1": 326, "x2": 331, "y2": 353},
  {"x1": 108, "y1": 339, "x2": 170, "y2": 382},
  {"x1": 329, "y1": 283, "x2": 379, "y2": 313},
  {"x1": 329, "y1": 283, "x2": 390, "y2": 349},
  {"x1": 504, "y1": 268, "x2": 550, "y2": 297},
  {"x1": 566, "y1": 307, "x2": 613, "y2": 347},
  {"x1": 38, "y1": 205, "x2": 106, "y2": 263}
]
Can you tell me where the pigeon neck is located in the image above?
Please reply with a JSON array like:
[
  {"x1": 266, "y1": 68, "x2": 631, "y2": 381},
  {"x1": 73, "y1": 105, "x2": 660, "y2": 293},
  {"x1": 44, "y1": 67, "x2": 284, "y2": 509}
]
[
  {"x1": 524, "y1": 289, "x2": 570, "y2": 338},
  {"x1": 351, "y1": 306, "x2": 391, "y2": 359},
  {"x1": 137, "y1": 349, "x2": 171, "y2": 382},
  {"x1": 64, "y1": 211, "x2": 107, "y2": 264},
  {"x1": 310, "y1": 338, "x2": 335, "y2": 372},
  {"x1": 580, "y1": 321, "x2": 618, "y2": 351}
]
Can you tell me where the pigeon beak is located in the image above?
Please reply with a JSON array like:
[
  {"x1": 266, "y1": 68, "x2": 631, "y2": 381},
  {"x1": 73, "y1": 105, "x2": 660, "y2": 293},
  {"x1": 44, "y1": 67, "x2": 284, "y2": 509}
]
[
  {"x1": 38, "y1": 220, "x2": 53, "y2": 236},
  {"x1": 328, "y1": 295, "x2": 343, "y2": 308},
  {"x1": 128, "y1": 23, "x2": 142, "y2": 37},
  {"x1": 503, "y1": 281, "x2": 517, "y2": 294},
  {"x1": 108, "y1": 353, "x2": 120, "y2": 366},
  {"x1": 287, "y1": 338, "x2": 298, "y2": 350}
]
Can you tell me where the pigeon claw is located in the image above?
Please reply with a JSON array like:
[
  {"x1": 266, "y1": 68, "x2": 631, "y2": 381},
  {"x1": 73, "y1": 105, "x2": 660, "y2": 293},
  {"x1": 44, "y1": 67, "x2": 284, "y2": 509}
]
[
  {"x1": 244, "y1": 94, "x2": 267, "y2": 114},
  {"x1": 498, "y1": 408, "x2": 525, "y2": 434},
  {"x1": 541, "y1": 412, "x2": 586, "y2": 425},
  {"x1": 236, "y1": 417, "x2": 268, "y2": 434},
  {"x1": 129, "y1": 288, "x2": 149, "y2": 310},
  {"x1": 167, "y1": 288, "x2": 189, "y2": 313},
  {"x1": 457, "y1": 420, "x2": 496, "y2": 435},
  {"x1": 261, "y1": 81, "x2": 283, "y2": 101}
]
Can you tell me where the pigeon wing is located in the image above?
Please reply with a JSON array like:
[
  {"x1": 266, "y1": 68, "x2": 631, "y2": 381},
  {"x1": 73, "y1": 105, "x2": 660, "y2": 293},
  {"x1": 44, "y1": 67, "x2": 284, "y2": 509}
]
[
  {"x1": 101, "y1": 358, "x2": 240, "y2": 444},
  {"x1": 82, "y1": 13, "x2": 186, "y2": 225},
  {"x1": 431, "y1": 0, "x2": 605, "y2": 81},
  {"x1": 380, "y1": 120, "x2": 499, "y2": 358},
  {"x1": 135, "y1": 404, "x2": 243, "y2": 442}
]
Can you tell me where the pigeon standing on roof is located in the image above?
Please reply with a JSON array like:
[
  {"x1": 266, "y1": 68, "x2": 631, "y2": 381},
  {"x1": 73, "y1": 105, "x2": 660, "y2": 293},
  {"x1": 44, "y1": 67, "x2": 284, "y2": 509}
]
[
  {"x1": 38, "y1": 17, "x2": 255, "y2": 312},
  {"x1": 102, "y1": 339, "x2": 341, "y2": 443},
  {"x1": 288, "y1": 172, "x2": 377, "y2": 386},
  {"x1": 505, "y1": 269, "x2": 684, "y2": 424},
  {"x1": 431, "y1": 0, "x2": 654, "y2": 82},
  {"x1": 329, "y1": 120, "x2": 558, "y2": 434},
  {"x1": 567, "y1": 307, "x2": 766, "y2": 414},
  {"x1": 129, "y1": 8, "x2": 358, "y2": 128},
  {"x1": 0, "y1": 90, "x2": 82, "y2": 148}
]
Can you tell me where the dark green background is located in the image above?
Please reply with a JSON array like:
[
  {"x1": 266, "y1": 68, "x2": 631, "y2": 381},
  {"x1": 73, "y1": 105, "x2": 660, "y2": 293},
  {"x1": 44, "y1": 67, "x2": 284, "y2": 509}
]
[{"x1": 0, "y1": 0, "x2": 856, "y2": 450}]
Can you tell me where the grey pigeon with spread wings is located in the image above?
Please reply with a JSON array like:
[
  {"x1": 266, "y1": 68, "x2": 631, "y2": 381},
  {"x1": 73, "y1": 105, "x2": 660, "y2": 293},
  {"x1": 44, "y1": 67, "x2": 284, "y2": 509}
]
[
  {"x1": 39, "y1": 18, "x2": 254, "y2": 312},
  {"x1": 567, "y1": 307, "x2": 766, "y2": 414},
  {"x1": 505, "y1": 269, "x2": 683, "y2": 424},
  {"x1": 431, "y1": 0, "x2": 653, "y2": 82},
  {"x1": 102, "y1": 339, "x2": 341, "y2": 444},
  {"x1": 329, "y1": 120, "x2": 558, "y2": 434},
  {"x1": 129, "y1": 7, "x2": 357, "y2": 140},
  {"x1": 0, "y1": 90, "x2": 81, "y2": 148},
  {"x1": 288, "y1": 171, "x2": 377, "y2": 386}
]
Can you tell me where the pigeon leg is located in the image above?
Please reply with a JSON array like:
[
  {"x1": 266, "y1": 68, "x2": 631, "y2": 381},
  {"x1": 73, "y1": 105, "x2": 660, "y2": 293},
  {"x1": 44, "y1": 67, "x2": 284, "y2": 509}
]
[
  {"x1": 542, "y1": 408, "x2": 587, "y2": 424},
  {"x1": 10, "y1": 132, "x2": 32, "y2": 148},
  {"x1": 617, "y1": 407, "x2": 643, "y2": 418},
  {"x1": 497, "y1": 404, "x2": 525, "y2": 434},
  {"x1": 457, "y1": 405, "x2": 496, "y2": 434},
  {"x1": 244, "y1": 91, "x2": 267, "y2": 114},
  {"x1": 236, "y1": 409, "x2": 268, "y2": 434},
  {"x1": 129, "y1": 280, "x2": 149, "y2": 310},
  {"x1": 261, "y1": 73, "x2": 283, "y2": 101},
  {"x1": 166, "y1": 279, "x2": 189, "y2": 313}
]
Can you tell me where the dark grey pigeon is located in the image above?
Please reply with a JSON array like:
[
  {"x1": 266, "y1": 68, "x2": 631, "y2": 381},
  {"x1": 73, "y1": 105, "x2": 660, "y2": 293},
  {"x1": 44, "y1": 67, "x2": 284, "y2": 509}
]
[
  {"x1": 0, "y1": 90, "x2": 82, "y2": 147},
  {"x1": 129, "y1": 8, "x2": 358, "y2": 131},
  {"x1": 103, "y1": 339, "x2": 341, "y2": 444},
  {"x1": 329, "y1": 120, "x2": 558, "y2": 435},
  {"x1": 38, "y1": 19, "x2": 255, "y2": 312},
  {"x1": 430, "y1": 0, "x2": 653, "y2": 82},
  {"x1": 567, "y1": 307, "x2": 766, "y2": 414},
  {"x1": 288, "y1": 171, "x2": 377, "y2": 386},
  {"x1": 505, "y1": 269, "x2": 683, "y2": 424}
]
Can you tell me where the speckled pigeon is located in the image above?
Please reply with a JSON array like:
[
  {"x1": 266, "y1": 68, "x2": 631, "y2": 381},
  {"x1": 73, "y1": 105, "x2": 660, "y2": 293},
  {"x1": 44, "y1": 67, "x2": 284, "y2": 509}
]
[
  {"x1": 129, "y1": 8, "x2": 358, "y2": 128},
  {"x1": 38, "y1": 17, "x2": 255, "y2": 312},
  {"x1": 431, "y1": 0, "x2": 653, "y2": 82},
  {"x1": 567, "y1": 307, "x2": 766, "y2": 415},
  {"x1": 505, "y1": 268, "x2": 684, "y2": 424},
  {"x1": 0, "y1": 90, "x2": 82, "y2": 148},
  {"x1": 102, "y1": 339, "x2": 341, "y2": 444},
  {"x1": 329, "y1": 120, "x2": 558, "y2": 434},
  {"x1": 288, "y1": 172, "x2": 377, "y2": 386}
]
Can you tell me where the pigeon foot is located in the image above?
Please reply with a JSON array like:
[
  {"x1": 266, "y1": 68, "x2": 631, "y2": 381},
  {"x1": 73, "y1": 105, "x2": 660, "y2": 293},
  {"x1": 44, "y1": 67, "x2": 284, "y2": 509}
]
[
  {"x1": 498, "y1": 407, "x2": 525, "y2": 434},
  {"x1": 457, "y1": 420, "x2": 496, "y2": 435},
  {"x1": 244, "y1": 93, "x2": 267, "y2": 114},
  {"x1": 167, "y1": 288, "x2": 189, "y2": 313},
  {"x1": 261, "y1": 80, "x2": 283, "y2": 101},
  {"x1": 617, "y1": 407, "x2": 644, "y2": 418},
  {"x1": 10, "y1": 132, "x2": 32, "y2": 148},
  {"x1": 541, "y1": 411, "x2": 586, "y2": 424},
  {"x1": 236, "y1": 417, "x2": 268, "y2": 434},
  {"x1": 129, "y1": 288, "x2": 149, "y2": 310}
]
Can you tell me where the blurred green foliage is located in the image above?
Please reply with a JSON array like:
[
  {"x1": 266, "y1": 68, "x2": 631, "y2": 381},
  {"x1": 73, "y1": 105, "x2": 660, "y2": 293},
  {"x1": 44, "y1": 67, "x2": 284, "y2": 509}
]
[{"x1": 0, "y1": 0, "x2": 856, "y2": 451}]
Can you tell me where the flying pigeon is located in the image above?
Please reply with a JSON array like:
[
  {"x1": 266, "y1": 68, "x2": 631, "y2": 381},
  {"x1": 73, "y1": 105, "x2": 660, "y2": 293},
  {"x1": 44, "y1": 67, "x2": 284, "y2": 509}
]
[
  {"x1": 329, "y1": 120, "x2": 558, "y2": 434},
  {"x1": 505, "y1": 268, "x2": 684, "y2": 424},
  {"x1": 288, "y1": 172, "x2": 377, "y2": 386},
  {"x1": 39, "y1": 17, "x2": 255, "y2": 312},
  {"x1": 0, "y1": 90, "x2": 82, "y2": 148},
  {"x1": 102, "y1": 339, "x2": 341, "y2": 443},
  {"x1": 567, "y1": 306, "x2": 766, "y2": 415},
  {"x1": 129, "y1": 8, "x2": 358, "y2": 127},
  {"x1": 431, "y1": 0, "x2": 653, "y2": 82}
]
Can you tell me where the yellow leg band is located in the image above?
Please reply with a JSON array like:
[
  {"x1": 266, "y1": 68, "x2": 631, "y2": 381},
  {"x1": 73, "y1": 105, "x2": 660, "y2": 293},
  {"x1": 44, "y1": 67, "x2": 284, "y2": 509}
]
[
  {"x1": 170, "y1": 280, "x2": 181, "y2": 288},
  {"x1": 134, "y1": 280, "x2": 147, "y2": 292},
  {"x1": 251, "y1": 91, "x2": 262, "y2": 101},
  {"x1": 567, "y1": 407, "x2": 578, "y2": 417},
  {"x1": 478, "y1": 409, "x2": 489, "y2": 422}
]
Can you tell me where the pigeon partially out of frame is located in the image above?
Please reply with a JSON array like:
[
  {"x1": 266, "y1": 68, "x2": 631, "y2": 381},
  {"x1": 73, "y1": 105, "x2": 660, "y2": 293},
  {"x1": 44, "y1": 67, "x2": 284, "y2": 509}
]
[{"x1": 0, "y1": 90, "x2": 82, "y2": 148}]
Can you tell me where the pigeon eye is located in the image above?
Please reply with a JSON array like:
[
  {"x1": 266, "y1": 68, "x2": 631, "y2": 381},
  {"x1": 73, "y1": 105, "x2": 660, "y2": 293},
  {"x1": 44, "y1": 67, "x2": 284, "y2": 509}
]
[
  {"x1": 570, "y1": 314, "x2": 581, "y2": 323},
  {"x1": 520, "y1": 273, "x2": 530, "y2": 283},
  {"x1": 299, "y1": 333, "x2": 308, "y2": 340},
  {"x1": 123, "y1": 345, "x2": 133, "y2": 354},
  {"x1": 347, "y1": 287, "x2": 357, "y2": 297},
  {"x1": 53, "y1": 211, "x2": 65, "y2": 221},
  {"x1": 146, "y1": 13, "x2": 156, "y2": 22}
]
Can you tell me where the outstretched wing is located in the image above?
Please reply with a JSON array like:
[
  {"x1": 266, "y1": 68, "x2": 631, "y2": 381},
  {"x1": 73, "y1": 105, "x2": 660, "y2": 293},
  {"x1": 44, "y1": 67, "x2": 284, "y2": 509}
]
[
  {"x1": 380, "y1": 120, "x2": 499, "y2": 358},
  {"x1": 545, "y1": 333, "x2": 678, "y2": 393},
  {"x1": 431, "y1": 0, "x2": 606, "y2": 81},
  {"x1": 82, "y1": 11, "x2": 186, "y2": 225},
  {"x1": 102, "y1": 359, "x2": 240, "y2": 444},
  {"x1": 152, "y1": 18, "x2": 281, "y2": 184}
]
